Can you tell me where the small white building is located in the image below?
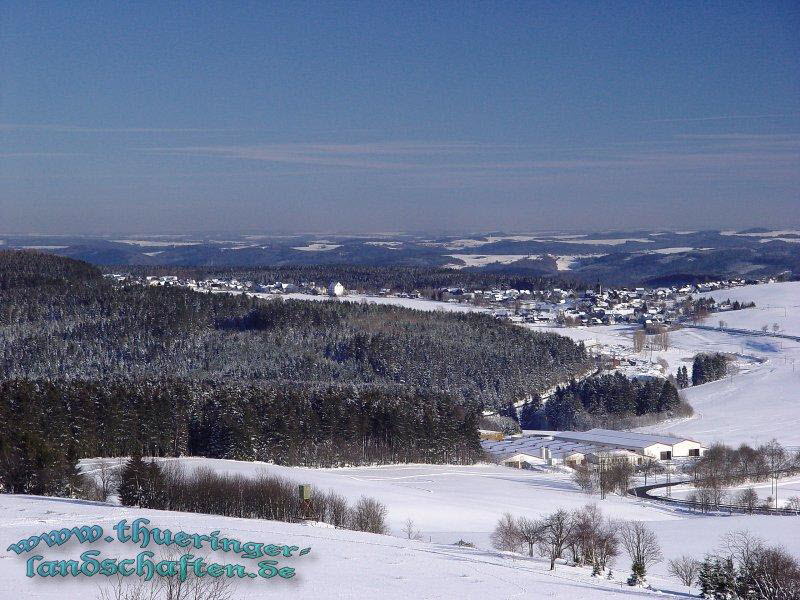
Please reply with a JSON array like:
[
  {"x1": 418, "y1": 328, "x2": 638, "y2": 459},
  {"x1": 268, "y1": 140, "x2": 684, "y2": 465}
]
[{"x1": 328, "y1": 281, "x2": 346, "y2": 297}]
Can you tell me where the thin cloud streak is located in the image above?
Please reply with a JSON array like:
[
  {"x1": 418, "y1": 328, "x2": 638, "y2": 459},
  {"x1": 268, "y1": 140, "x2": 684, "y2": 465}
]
[
  {"x1": 0, "y1": 152, "x2": 91, "y2": 158},
  {"x1": 0, "y1": 123, "x2": 252, "y2": 133},
  {"x1": 641, "y1": 113, "x2": 800, "y2": 123},
  {"x1": 150, "y1": 135, "x2": 799, "y2": 175}
]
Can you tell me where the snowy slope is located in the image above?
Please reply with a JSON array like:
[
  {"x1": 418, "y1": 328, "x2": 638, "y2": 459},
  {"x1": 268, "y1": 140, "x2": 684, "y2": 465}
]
[
  {"x1": 535, "y1": 286, "x2": 800, "y2": 447},
  {"x1": 0, "y1": 494, "x2": 676, "y2": 600},
  {"x1": 75, "y1": 458, "x2": 800, "y2": 589},
  {"x1": 697, "y1": 281, "x2": 800, "y2": 337}
]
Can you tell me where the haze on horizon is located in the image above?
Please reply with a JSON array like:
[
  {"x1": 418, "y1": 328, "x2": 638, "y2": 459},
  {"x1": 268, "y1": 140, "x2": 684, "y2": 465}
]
[{"x1": 1, "y1": 1, "x2": 799, "y2": 235}]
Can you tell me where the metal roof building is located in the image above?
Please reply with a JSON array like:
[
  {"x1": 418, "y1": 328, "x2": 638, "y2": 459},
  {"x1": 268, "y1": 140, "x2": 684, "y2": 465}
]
[{"x1": 482, "y1": 428, "x2": 707, "y2": 467}]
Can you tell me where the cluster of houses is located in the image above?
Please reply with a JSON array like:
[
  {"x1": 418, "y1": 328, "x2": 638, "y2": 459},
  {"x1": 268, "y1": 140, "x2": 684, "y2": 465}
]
[
  {"x1": 482, "y1": 428, "x2": 707, "y2": 470},
  {"x1": 106, "y1": 273, "x2": 762, "y2": 330},
  {"x1": 105, "y1": 274, "x2": 348, "y2": 297},
  {"x1": 463, "y1": 280, "x2": 752, "y2": 327}
]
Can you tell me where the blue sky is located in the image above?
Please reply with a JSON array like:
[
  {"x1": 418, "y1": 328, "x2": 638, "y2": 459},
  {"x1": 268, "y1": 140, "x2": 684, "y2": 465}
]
[{"x1": 1, "y1": 1, "x2": 798, "y2": 234}]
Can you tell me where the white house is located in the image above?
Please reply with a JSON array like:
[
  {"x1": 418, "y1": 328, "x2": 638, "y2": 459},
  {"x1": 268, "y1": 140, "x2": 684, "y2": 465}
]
[{"x1": 328, "y1": 281, "x2": 346, "y2": 297}]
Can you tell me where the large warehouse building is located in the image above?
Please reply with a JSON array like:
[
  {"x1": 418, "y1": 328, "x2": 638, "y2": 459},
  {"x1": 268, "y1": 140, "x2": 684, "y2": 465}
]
[{"x1": 482, "y1": 428, "x2": 707, "y2": 469}]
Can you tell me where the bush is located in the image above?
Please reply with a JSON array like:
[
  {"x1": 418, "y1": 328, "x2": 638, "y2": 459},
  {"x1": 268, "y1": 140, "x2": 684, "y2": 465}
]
[
  {"x1": 117, "y1": 460, "x2": 389, "y2": 535},
  {"x1": 349, "y1": 496, "x2": 390, "y2": 534}
]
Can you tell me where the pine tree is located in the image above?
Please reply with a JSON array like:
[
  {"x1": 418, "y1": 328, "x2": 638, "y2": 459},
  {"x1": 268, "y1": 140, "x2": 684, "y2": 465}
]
[
  {"x1": 676, "y1": 366, "x2": 689, "y2": 389},
  {"x1": 627, "y1": 560, "x2": 647, "y2": 586},
  {"x1": 118, "y1": 454, "x2": 146, "y2": 507},
  {"x1": 692, "y1": 356, "x2": 706, "y2": 386},
  {"x1": 140, "y1": 459, "x2": 167, "y2": 509},
  {"x1": 714, "y1": 558, "x2": 737, "y2": 600},
  {"x1": 698, "y1": 558, "x2": 717, "y2": 598},
  {"x1": 519, "y1": 395, "x2": 542, "y2": 429}
]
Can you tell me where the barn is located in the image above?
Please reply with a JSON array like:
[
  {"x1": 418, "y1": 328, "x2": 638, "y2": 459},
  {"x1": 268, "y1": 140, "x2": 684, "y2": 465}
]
[{"x1": 551, "y1": 429, "x2": 707, "y2": 460}]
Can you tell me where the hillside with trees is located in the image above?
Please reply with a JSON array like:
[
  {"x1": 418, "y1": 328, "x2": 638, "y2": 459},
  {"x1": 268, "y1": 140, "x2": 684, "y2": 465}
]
[
  {"x1": 0, "y1": 251, "x2": 590, "y2": 406},
  {"x1": 0, "y1": 250, "x2": 593, "y2": 490}
]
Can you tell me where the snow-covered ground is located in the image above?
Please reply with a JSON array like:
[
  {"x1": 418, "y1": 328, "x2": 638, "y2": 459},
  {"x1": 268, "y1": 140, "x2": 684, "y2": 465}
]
[
  {"x1": 534, "y1": 282, "x2": 800, "y2": 447},
  {"x1": 697, "y1": 281, "x2": 800, "y2": 337},
  {"x1": 0, "y1": 492, "x2": 686, "y2": 600},
  {"x1": 280, "y1": 292, "x2": 490, "y2": 313},
  {"x1": 445, "y1": 253, "x2": 541, "y2": 268},
  {"x1": 67, "y1": 458, "x2": 800, "y2": 593},
  {"x1": 542, "y1": 322, "x2": 800, "y2": 447},
  {"x1": 266, "y1": 282, "x2": 800, "y2": 446},
  {"x1": 5, "y1": 281, "x2": 800, "y2": 599},
  {"x1": 663, "y1": 475, "x2": 800, "y2": 507}
]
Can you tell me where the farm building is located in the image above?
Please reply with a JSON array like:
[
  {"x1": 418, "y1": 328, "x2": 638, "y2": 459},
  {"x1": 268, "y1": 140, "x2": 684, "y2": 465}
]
[
  {"x1": 498, "y1": 445, "x2": 588, "y2": 469},
  {"x1": 483, "y1": 428, "x2": 707, "y2": 469},
  {"x1": 551, "y1": 429, "x2": 707, "y2": 460}
]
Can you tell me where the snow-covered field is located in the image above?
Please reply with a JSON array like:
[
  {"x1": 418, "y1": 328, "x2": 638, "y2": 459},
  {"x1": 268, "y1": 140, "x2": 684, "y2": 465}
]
[
  {"x1": 445, "y1": 253, "x2": 541, "y2": 268},
  {"x1": 664, "y1": 475, "x2": 800, "y2": 507},
  {"x1": 550, "y1": 322, "x2": 800, "y2": 447},
  {"x1": 698, "y1": 281, "x2": 800, "y2": 337},
  {"x1": 280, "y1": 292, "x2": 489, "y2": 313},
  {"x1": 1, "y1": 491, "x2": 689, "y2": 600},
  {"x1": 274, "y1": 282, "x2": 800, "y2": 446},
  {"x1": 535, "y1": 282, "x2": 800, "y2": 447},
  {"x1": 62, "y1": 458, "x2": 800, "y2": 594}
]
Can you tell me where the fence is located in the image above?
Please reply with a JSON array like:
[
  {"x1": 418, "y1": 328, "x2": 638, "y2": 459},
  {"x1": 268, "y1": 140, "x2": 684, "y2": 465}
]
[{"x1": 628, "y1": 480, "x2": 800, "y2": 516}]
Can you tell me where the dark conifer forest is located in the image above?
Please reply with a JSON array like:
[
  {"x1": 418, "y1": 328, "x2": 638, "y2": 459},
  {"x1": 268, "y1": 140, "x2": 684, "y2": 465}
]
[{"x1": 0, "y1": 250, "x2": 594, "y2": 490}]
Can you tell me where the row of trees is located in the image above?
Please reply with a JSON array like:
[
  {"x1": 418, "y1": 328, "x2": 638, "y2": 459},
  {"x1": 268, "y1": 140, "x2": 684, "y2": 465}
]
[
  {"x1": 686, "y1": 440, "x2": 800, "y2": 511},
  {"x1": 0, "y1": 379, "x2": 484, "y2": 496},
  {"x1": 493, "y1": 506, "x2": 800, "y2": 597},
  {"x1": 691, "y1": 353, "x2": 730, "y2": 386},
  {"x1": 491, "y1": 505, "x2": 662, "y2": 586},
  {"x1": 694, "y1": 531, "x2": 799, "y2": 599},
  {"x1": 524, "y1": 372, "x2": 685, "y2": 431},
  {"x1": 572, "y1": 460, "x2": 635, "y2": 497},
  {"x1": 115, "y1": 456, "x2": 390, "y2": 534}
]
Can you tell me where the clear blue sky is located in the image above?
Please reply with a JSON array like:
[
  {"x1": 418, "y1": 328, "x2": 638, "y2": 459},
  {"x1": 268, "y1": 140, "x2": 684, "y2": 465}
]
[{"x1": 1, "y1": 1, "x2": 798, "y2": 234}]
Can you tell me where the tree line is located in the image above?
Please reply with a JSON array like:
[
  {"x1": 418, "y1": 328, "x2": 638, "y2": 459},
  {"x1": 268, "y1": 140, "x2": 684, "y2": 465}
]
[
  {"x1": 683, "y1": 440, "x2": 800, "y2": 513},
  {"x1": 690, "y1": 353, "x2": 730, "y2": 386},
  {"x1": 492, "y1": 506, "x2": 800, "y2": 597},
  {"x1": 514, "y1": 372, "x2": 688, "y2": 431},
  {"x1": 116, "y1": 457, "x2": 389, "y2": 534},
  {"x1": 491, "y1": 505, "x2": 661, "y2": 586},
  {"x1": 0, "y1": 379, "x2": 483, "y2": 495}
]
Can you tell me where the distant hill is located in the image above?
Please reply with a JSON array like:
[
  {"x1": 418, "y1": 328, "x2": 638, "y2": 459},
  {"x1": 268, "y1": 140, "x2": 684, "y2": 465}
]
[{"x1": 2, "y1": 229, "x2": 798, "y2": 285}]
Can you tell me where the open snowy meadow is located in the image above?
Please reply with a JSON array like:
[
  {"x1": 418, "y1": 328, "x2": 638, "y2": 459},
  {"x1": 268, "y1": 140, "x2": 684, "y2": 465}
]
[
  {"x1": 5, "y1": 458, "x2": 800, "y2": 599},
  {"x1": 0, "y1": 491, "x2": 686, "y2": 600}
]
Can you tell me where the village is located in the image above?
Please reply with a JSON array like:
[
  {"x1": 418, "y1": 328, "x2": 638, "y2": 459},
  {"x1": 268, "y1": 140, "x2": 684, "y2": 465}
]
[{"x1": 105, "y1": 272, "x2": 770, "y2": 330}]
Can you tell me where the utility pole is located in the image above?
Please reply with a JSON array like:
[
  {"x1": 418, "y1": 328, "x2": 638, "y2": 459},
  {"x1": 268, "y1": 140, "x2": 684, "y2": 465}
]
[{"x1": 665, "y1": 460, "x2": 672, "y2": 498}]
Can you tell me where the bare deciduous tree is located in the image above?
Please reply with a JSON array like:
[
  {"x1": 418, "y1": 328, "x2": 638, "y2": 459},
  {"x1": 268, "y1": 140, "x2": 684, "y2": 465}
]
[
  {"x1": 516, "y1": 516, "x2": 545, "y2": 557},
  {"x1": 490, "y1": 512, "x2": 522, "y2": 553},
  {"x1": 402, "y1": 517, "x2": 422, "y2": 540},
  {"x1": 633, "y1": 329, "x2": 646, "y2": 353},
  {"x1": 572, "y1": 464, "x2": 596, "y2": 494},
  {"x1": 349, "y1": 496, "x2": 389, "y2": 534},
  {"x1": 620, "y1": 521, "x2": 662, "y2": 585},
  {"x1": 538, "y1": 509, "x2": 575, "y2": 571},
  {"x1": 737, "y1": 488, "x2": 759, "y2": 514},
  {"x1": 98, "y1": 548, "x2": 234, "y2": 600},
  {"x1": 96, "y1": 458, "x2": 122, "y2": 502},
  {"x1": 667, "y1": 555, "x2": 701, "y2": 586}
]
